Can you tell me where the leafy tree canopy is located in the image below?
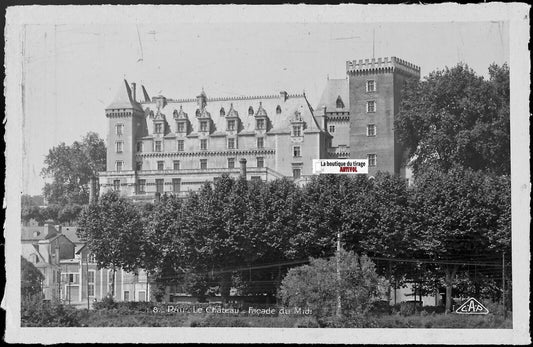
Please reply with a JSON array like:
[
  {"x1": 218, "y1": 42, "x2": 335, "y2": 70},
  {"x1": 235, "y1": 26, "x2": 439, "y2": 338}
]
[
  {"x1": 395, "y1": 63, "x2": 510, "y2": 176},
  {"x1": 41, "y1": 132, "x2": 106, "y2": 206}
]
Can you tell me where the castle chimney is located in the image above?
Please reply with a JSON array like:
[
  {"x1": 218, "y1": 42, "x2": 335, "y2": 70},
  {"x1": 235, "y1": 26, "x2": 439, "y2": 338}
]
[
  {"x1": 131, "y1": 83, "x2": 137, "y2": 102},
  {"x1": 239, "y1": 158, "x2": 247, "y2": 179},
  {"x1": 280, "y1": 91, "x2": 288, "y2": 102}
]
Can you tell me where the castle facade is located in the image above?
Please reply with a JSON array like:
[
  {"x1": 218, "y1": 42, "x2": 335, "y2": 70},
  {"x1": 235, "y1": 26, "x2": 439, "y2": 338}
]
[{"x1": 99, "y1": 57, "x2": 420, "y2": 199}]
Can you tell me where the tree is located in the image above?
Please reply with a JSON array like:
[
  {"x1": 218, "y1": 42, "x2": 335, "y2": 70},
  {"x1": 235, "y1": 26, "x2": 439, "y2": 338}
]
[
  {"x1": 41, "y1": 132, "x2": 106, "y2": 206},
  {"x1": 279, "y1": 250, "x2": 386, "y2": 325},
  {"x1": 77, "y1": 191, "x2": 144, "y2": 297},
  {"x1": 409, "y1": 166, "x2": 511, "y2": 312},
  {"x1": 21, "y1": 256, "x2": 44, "y2": 299},
  {"x1": 395, "y1": 63, "x2": 510, "y2": 176}
]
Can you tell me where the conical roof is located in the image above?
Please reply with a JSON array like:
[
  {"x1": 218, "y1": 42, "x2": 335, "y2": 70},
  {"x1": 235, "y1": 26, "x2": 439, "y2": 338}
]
[{"x1": 106, "y1": 79, "x2": 143, "y2": 111}]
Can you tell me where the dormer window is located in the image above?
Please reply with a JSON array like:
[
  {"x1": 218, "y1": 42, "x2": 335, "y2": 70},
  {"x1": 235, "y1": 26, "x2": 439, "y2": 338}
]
[
  {"x1": 248, "y1": 106, "x2": 254, "y2": 116},
  {"x1": 200, "y1": 121, "x2": 208, "y2": 132},
  {"x1": 195, "y1": 109, "x2": 201, "y2": 117},
  {"x1": 227, "y1": 119, "x2": 236, "y2": 131},
  {"x1": 154, "y1": 123, "x2": 163, "y2": 134},
  {"x1": 276, "y1": 105, "x2": 282, "y2": 114},
  {"x1": 220, "y1": 107, "x2": 225, "y2": 116},
  {"x1": 292, "y1": 125, "x2": 302, "y2": 137},
  {"x1": 336, "y1": 95, "x2": 345, "y2": 109},
  {"x1": 256, "y1": 119, "x2": 265, "y2": 130},
  {"x1": 177, "y1": 122, "x2": 185, "y2": 133}
]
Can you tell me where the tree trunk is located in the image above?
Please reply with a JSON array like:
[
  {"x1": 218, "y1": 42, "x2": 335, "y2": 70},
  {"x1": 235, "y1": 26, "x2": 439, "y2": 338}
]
[
  {"x1": 444, "y1": 265, "x2": 458, "y2": 314},
  {"x1": 111, "y1": 266, "x2": 116, "y2": 298},
  {"x1": 220, "y1": 272, "x2": 231, "y2": 303}
]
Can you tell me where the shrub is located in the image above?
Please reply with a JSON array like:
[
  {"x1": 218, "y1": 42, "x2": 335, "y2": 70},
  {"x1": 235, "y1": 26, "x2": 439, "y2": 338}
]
[
  {"x1": 21, "y1": 296, "x2": 81, "y2": 327},
  {"x1": 92, "y1": 295, "x2": 117, "y2": 310},
  {"x1": 399, "y1": 301, "x2": 417, "y2": 316},
  {"x1": 280, "y1": 250, "x2": 387, "y2": 322}
]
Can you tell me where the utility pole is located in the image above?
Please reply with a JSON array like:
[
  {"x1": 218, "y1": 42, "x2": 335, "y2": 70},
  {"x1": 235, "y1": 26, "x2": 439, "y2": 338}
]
[
  {"x1": 502, "y1": 252, "x2": 506, "y2": 320},
  {"x1": 336, "y1": 232, "x2": 342, "y2": 318}
]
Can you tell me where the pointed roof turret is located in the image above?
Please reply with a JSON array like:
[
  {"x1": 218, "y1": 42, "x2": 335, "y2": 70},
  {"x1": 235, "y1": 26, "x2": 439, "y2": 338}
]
[
  {"x1": 256, "y1": 101, "x2": 267, "y2": 117},
  {"x1": 141, "y1": 85, "x2": 151, "y2": 102},
  {"x1": 106, "y1": 79, "x2": 143, "y2": 111}
]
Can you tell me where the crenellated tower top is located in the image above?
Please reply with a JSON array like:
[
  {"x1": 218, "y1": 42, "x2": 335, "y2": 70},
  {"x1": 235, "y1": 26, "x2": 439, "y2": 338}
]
[{"x1": 346, "y1": 56, "x2": 420, "y2": 78}]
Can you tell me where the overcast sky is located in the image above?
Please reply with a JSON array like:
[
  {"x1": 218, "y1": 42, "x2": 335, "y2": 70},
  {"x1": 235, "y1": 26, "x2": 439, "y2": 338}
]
[{"x1": 16, "y1": 8, "x2": 510, "y2": 196}]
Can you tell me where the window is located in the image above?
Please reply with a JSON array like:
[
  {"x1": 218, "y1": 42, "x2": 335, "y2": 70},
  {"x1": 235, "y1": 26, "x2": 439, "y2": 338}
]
[
  {"x1": 329, "y1": 125, "x2": 335, "y2": 133},
  {"x1": 172, "y1": 178, "x2": 181, "y2": 193},
  {"x1": 177, "y1": 140, "x2": 184, "y2": 152},
  {"x1": 227, "y1": 120, "x2": 236, "y2": 131},
  {"x1": 200, "y1": 121, "x2": 208, "y2": 132},
  {"x1": 367, "y1": 100, "x2": 376, "y2": 113},
  {"x1": 67, "y1": 274, "x2": 79, "y2": 284},
  {"x1": 366, "y1": 80, "x2": 376, "y2": 92},
  {"x1": 248, "y1": 106, "x2": 254, "y2": 115},
  {"x1": 115, "y1": 124, "x2": 124, "y2": 135},
  {"x1": 228, "y1": 158, "x2": 235, "y2": 169},
  {"x1": 113, "y1": 179, "x2": 120, "y2": 191},
  {"x1": 256, "y1": 119, "x2": 265, "y2": 130},
  {"x1": 177, "y1": 122, "x2": 185, "y2": 133},
  {"x1": 115, "y1": 161, "x2": 123, "y2": 172},
  {"x1": 292, "y1": 125, "x2": 302, "y2": 137},
  {"x1": 137, "y1": 179, "x2": 146, "y2": 194},
  {"x1": 115, "y1": 141, "x2": 123, "y2": 153},
  {"x1": 137, "y1": 142, "x2": 143, "y2": 152},
  {"x1": 200, "y1": 159, "x2": 208, "y2": 170},
  {"x1": 156, "y1": 179, "x2": 164, "y2": 193},
  {"x1": 336, "y1": 95, "x2": 345, "y2": 109},
  {"x1": 124, "y1": 291, "x2": 130, "y2": 301},
  {"x1": 367, "y1": 124, "x2": 376, "y2": 137},
  {"x1": 257, "y1": 137, "x2": 264, "y2": 149},
  {"x1": 257, "y1": 157, "x2": 264, "y2": 168},
  {"x1": 136, "y1": 161, "x2": 142, "y2": 171},
  {"x1": 200, "y1": 139, "x2": 208, "y2": 150},
  {"x1": 155, "y1": 123, "x2": 163, "y2": 134},
  {"x1": 173, "y1": 160, "x2": 180, "y2": 170},
  {"x1": 368, "y1": 154, "x2": 377, "y2": 167},
  {"x1": 157, "y1": 161, "x2": 164, "y2": 171},
  {"x1": 293, "y1": 168, "x2": 301, "y2": 179},
  {"x1": 220, "y1": 107, "x2": 225, "y2": 116},
  {"x1": 251, "y1": 176, "x2": 261, "y2": 182},
  {"x1": 88, "y1": 253, "x2": 96, "y2": 263},
  {"x1": 155, "y1": 141, "x2": 162, "y2": 152},
  {"x1": 227, "y1": 138, "x2": 235, "y2": 149},
  {"x1": 276, "y1": 105, "x2": 282, "y2": 114},
  {"x1": 293, "y1": 146, "x2": 301, "y2": 158}
]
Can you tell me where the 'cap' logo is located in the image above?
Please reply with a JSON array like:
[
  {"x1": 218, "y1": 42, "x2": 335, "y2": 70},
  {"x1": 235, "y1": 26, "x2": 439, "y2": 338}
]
[{"x1": 455, "y1": 298, "x2": 489, "y2": 315}]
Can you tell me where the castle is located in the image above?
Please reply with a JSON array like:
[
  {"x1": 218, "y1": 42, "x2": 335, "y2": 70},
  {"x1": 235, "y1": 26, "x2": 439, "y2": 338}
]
[{"x1": 99, "y1": 57, "x2": 420, "y2": 199}]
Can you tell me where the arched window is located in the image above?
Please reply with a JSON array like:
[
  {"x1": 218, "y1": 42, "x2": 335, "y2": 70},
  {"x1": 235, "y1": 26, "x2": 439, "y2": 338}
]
[
  {"x1": 248, "y1": 106, "x2": 254, "y2": 116},
  {"x1": 195, "y1": 109, "x2": 201, "y2": 117},
  {"x1": 336, "y1": 95, "x2": 344, "y2": 109},
  {"x1": 276, "y1": 105, "x2": 282, "y2": 114}
]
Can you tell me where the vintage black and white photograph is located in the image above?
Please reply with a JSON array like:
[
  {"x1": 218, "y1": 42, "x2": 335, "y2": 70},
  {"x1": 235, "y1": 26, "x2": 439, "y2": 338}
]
[{"x1": 4, "y1": 3, "x2": 530, "y2": 344}]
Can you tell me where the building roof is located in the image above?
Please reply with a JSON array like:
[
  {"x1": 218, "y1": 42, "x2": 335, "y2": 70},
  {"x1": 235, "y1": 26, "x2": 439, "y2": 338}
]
[
  {"x1": 106, "y1": 79, "x2": 144, "y2": 111},
  {"x1": 140, "y1": 91, "x2": 324, "y2": 134},
  {"x1": 60, "y1": 226, "x2": 83, "y2": 244},
  {"x1": 316, "y1": 78, "x2": 350, "y2": 112},
  {"x1": 21, "y1": 226, "x2": 54, "y2": 242}
]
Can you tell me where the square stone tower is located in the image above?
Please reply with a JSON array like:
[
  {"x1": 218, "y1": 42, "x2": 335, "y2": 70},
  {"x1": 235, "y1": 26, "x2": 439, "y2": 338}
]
[{"x1": 346, "y1": 57, "x2": 420, "y2": 177}]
